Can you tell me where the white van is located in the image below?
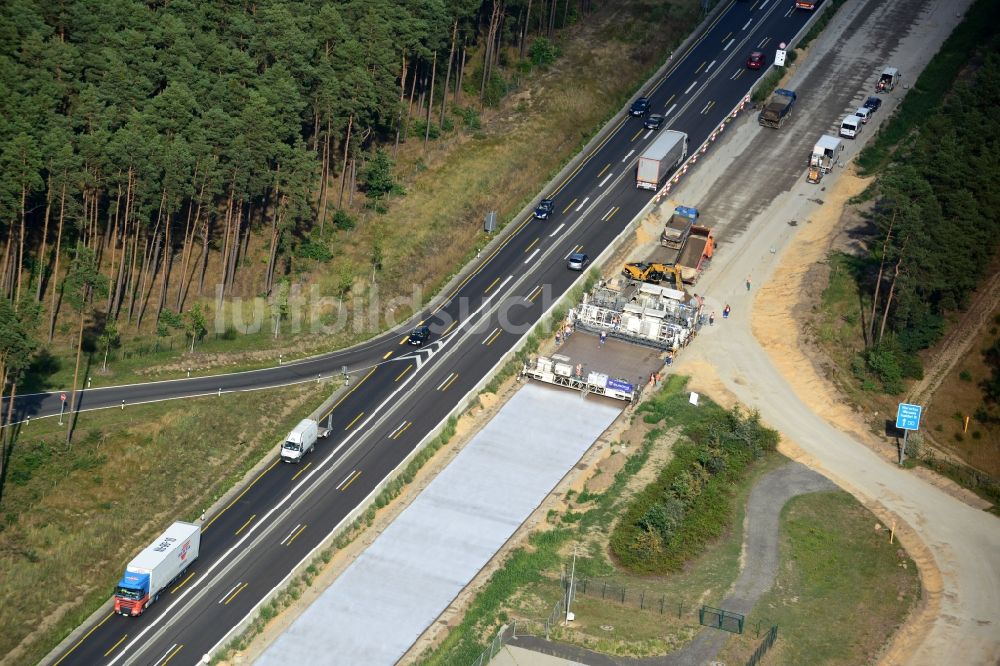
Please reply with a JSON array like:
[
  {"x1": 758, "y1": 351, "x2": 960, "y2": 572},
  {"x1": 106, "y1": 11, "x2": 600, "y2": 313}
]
[
  {"x1": 840, "y1": 114, "x2": 863, "y2": 139},
  {"x1": 854, "y1": 106, "x2": 873, "y2": 125},
  {"x1": 280, "y1": 419, "x2": 320, "y2": 463}
]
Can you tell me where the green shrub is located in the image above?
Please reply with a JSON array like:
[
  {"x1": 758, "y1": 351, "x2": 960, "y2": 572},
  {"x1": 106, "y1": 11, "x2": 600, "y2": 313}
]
[
  {"x1": 333, "y1": 209, "x2": 355, "y2": 231},
  {"x1": 529, "y1": 37, "x2": 558, "y2": 67},
  {"x1": 296, "y1": 239, "x2": 333, "y2": 263}
]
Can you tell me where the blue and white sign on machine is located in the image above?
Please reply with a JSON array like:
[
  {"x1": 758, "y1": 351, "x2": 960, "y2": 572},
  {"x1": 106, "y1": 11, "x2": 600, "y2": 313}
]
[{"x1": 895, "y1": 403, "x2": 923, "y2": 431}]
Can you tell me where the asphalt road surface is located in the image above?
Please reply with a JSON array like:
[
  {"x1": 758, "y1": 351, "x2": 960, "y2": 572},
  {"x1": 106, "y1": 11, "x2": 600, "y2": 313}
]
[{"x1": 46, "y1": 3, "x2": 821, "y2": 665}]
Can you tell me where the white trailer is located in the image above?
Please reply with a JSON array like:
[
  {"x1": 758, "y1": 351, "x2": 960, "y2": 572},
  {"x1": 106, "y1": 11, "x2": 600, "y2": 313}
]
[
  {"x1": 114, "y1": 521, "x2": 200, "y2": 616},
  {"x1": 636, "y1": 130, "x2": 688, "y2": 190},
  {"x1": 809, "y1": 135, "x2": 844, "y2": 173}
]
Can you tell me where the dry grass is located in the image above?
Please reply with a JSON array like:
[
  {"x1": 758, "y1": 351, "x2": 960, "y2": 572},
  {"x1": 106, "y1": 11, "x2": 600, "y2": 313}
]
[{"x1": 0, "y1": 385, "x2": 321, "y2": 666}]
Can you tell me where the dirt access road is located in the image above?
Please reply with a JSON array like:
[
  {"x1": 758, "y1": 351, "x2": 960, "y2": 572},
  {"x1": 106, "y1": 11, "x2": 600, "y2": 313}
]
[{"x1": 663, "y1": 0, "x2": 1000, "y2": 663}]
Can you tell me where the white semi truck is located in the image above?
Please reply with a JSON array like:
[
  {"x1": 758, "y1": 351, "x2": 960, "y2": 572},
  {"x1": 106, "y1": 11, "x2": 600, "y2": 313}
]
[
  {"x1": 636, "y1": 130, "x2": 688, "y2": 190},
  {"x1": 114, "y1": 521, "x2": 200, "y2": 616}
]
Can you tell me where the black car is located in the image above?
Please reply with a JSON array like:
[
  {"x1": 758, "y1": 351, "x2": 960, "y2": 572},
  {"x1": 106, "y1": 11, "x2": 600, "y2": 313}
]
[
  {"x1": 644, "y1": 114, "x2": 664, "y2": 130},
  {"x1": 629, "y1": 97, "x2": 650, "y2": 116},
  {"x1": 863, "y1": 96, "x2": 882, "y2": 113},
  {"x1": 533, "y1": 198, "x2": 555, "y2": 220},
  {"x1": 407, "y1": 325, "x2": 430, "y2": 346}
]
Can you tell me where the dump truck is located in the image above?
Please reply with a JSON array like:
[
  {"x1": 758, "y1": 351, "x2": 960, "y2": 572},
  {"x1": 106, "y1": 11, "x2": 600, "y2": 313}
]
[
  {"x1": 758, "y1": 89, "x2": 796, "y2": 129},
  {"x1": 660, "y1": 206, "x2": 698, "y2": 249},
  {"x1": 636, "y1": 130, "x2": 688, "y2": 190},
  {"x1": 809, "y1": 135, "x2": 843, "y2": 173},
  {"x1": 675, "y1": 225, "x2": 714, "y2": 283},
  {"x1": 114, "y1": 521, "x2": 200, "y2": 616}
]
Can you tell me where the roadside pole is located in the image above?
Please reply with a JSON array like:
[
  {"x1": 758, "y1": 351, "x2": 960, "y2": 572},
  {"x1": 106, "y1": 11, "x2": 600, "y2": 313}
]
[{"x1": 895, "y1": 402, "x2": 923, "y2": 466}]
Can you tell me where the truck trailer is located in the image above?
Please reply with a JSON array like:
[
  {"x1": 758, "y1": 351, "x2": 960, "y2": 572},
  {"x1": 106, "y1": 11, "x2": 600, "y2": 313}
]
[
  {"x1": 809, "y1": 135, "x2": 844, "y2": 173},
  {"x1": 676, "y1": 225, "x2": 714, "y2": 283},
  {"x1": 758, "y1": 89, "x2": 796, "y2": 129},
  {"x1": 636, "y1": 131, "x2": 688, "y2": 190},
  {"x1": 114, "y1": 521, "x2": 200, "y2": 616}
]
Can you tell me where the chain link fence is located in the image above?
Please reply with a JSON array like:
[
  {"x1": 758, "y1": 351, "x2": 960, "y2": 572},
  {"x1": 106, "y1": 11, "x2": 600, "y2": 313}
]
[
  {"x1": 468, "y1": 622, "x2": 517, "y2": 666},
  {"x1": 564, "y1": 575, "x2": 693, "y2": 618},
  {"x1": 746, "y1": 625, "x2": 779, "y2": 666}
]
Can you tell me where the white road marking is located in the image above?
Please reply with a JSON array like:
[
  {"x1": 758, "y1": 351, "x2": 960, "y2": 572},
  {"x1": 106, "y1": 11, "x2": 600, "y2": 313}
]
[
  {"x1": 524, "y1": 248, "x2": 540, "y2": 264},
  {"x1": 665, "y1": 103, "x2": 677, "y2": 116},
  {"x1": 335, "y1": 471, "x2": 357, "y2": 490},
  {"x1": 724, "y1": 38, "x2": 736, "y2": 50},
  {"x1": 705, "y1": 59, "x2": 717, "y2": 72},
  {"x1": 598, "y1": 172, "x2": 613, "y2": 187},
  {"x1": 218, "y1": 584, "x2": 241, "y2": 604},
  {"x1": 621, "y1": 149, "x2": 635, "y2": 163},
  {"x1": 548, "y1": 222, "x2": 566, "y2": 237},
  {"x1": 742, "y1": 19, "x2": 752, "y2": 30},
  {"x1": 684, "y1": 81, "x2": 697, "y2": 94},
  {"x1": 575, "y1": 196, "x2": 589, "y2": 211}
]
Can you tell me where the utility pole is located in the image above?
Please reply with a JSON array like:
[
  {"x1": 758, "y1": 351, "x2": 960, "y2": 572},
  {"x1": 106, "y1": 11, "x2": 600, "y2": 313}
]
[{"x1": 565, "y1": 544, "x2": 578, "y2": 622}]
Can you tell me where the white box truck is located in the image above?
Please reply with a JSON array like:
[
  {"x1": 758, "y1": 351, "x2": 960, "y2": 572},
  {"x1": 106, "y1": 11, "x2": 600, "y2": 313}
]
[
  {"x1": 280, "y1": 418, "x2": 320, "y2": 463},
  {"x1": 114, "y1": 521, "x2": 200, "y2": 616},
  {"x1": 636, "y1": 130, "x2": 688, "y2": 190}
]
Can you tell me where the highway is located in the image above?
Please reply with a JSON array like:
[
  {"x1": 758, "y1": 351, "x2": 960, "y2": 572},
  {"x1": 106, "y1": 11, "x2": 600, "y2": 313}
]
[{"x1": 47, "y1": 2, "x2": 817, "y2": 664}]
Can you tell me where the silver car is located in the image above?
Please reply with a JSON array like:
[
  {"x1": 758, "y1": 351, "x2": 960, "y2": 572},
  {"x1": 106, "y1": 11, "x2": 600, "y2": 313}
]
[{"x1": 567, "y1": 253, "x2": 589, "y2": 271}]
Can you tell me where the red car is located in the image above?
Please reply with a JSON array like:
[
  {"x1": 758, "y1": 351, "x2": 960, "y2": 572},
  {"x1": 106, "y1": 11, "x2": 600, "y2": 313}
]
[{"x1": 746, "y1": 51, "x2": 765, "y2": 70}]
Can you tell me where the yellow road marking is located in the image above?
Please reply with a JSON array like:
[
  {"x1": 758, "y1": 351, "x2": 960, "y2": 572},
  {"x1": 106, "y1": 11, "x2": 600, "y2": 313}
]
[
  {"x1": 597, "y1": 163, "x2": 611, "y2": 177},
  {"x1": 52, "y1": 612, "x2": 114, "y2": 665},
  {"x1": 527, "y1": 286, "x2": 543, "y2": 302},
  {"x1": 606, "y1": 207, "x2": 620, "y2": 222},
  {"x1": 561, "y1": 199, "x2": 577, "y2": 214},
  {"x1": 440, "y1": 374, "x2": 459, "y2": 391},
  {"x1": 103, "y1": 634, "x2": 128, "y2": 657},
  {"x1": 203, "y1": 460, "x2": 279, "y2": 531},
  {"x1": 696, "y1": 60, "x2": 706, "y2": 73},
  {"x1": 345, "y1": 412, "x2": 364, "y2": 430},
  {"x1": 223, "y1": 583, "x2": 248, "y2": 605},
  {"x1": 666, "y1": 94, "x2": 676, "y2": 106},
  {"x1": 484, "y1": 276, "x2": 501, "y2": 294},
  {"x1": 171, "y1": 570, "x2": 197, "y2": 593},
  {"x1": 398, "y1": 336, "x2": 409, "y2": 345},
  {"x1": 721, "y1": 31, "x2": 732, "y2": 42},
  {"x1": 442, "y1": 320, "x2": 458, "y2": 336},
  {"x1": 291, "y1": 463, "x2": 312, "y2": 481},
  {"x1": 630, "y1": 128, "x2": 643, "y2": 141},
  {"x1": 320, "y1": 366, "x2": 377, "y2": 420},
  {"x1": 702, "y1": 100, "x2": 716, "y2": 114},
  {"x1": 392, "y1": 422, "x2": 412, "y2": 440},
  {"x1": 382, "y1": 351, "x2": 393, "y2": 360},
  {"x1": 485, "y1": 329, "x2": 502, "y2": 346},
  {"x1": 395, "y1": 365, "x2": 413, "y2": 382},
  {"x1": 524, "y1": 237, "x2": 539, "y2": 253},
  {"x1": 162, "y1": 644, "x2": 184, "y2": 665},
  {"x1": 341, "y1": 470, "x2": 362, "y2": 491},
  {"x1": 286, "y1": 524, "x2": 307, "y2": 547}
]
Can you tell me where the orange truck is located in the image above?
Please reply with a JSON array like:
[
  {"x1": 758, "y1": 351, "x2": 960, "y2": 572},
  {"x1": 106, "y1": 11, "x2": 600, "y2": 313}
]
[{"x1": 677, "y1": 225, "x2": 714, "y2": 283}]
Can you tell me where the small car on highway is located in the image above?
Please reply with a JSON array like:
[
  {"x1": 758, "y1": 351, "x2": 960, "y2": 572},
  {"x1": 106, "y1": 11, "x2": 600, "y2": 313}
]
[
  {"x1": 566, "y1": 252, "x2": 589, "y2": 271},
  {"x1": 533, "y1": 198, "x2": 555, "y2": 220},
  {"x1": 643, "y1": 114, "x2": 665, "y2": 130},
  {"x1": 863, "y1": 96, "x2": 882, "y2": 113},
  {"x1": 629, "y1": 97, "x2": 650, "y2": 116},
  {"x1": 746, "y1": 51, "x2": 766, "y2": 70},
  {"x1": 407, "y1": 325, "x2": 431, "y2": 346}
]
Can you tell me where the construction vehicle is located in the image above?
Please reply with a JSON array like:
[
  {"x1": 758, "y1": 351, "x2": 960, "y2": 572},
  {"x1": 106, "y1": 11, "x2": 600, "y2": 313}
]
[
  {"x1": 622, "y1": 262, "x2": 684, "y2": 291},
  {"x1": 676, "y1": 225, "x2": 714, "y2": 283},
  {"x1": 660, "y1": 205, "x2": 698, "y2": 248},
  {"x1": 806, "y1": 165, "x2": 822, "y2": 184},
  {"x1": 758, "y1": 89, "x2": 796, "y2": 129}
]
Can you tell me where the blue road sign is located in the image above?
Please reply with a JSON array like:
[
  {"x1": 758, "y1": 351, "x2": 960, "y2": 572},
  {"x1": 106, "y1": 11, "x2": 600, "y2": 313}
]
[{"x1": 895, "y1": 403, "x2": 922, "y2": 431}]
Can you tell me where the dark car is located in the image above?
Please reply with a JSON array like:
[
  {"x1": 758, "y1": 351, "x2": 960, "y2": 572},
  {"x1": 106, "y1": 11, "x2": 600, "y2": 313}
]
[
  {"x1": 643, "y1": 114, "x2": 664, "y2": 130},
  {"x1": 567, "y1": 252, "x2": 589, "y2": 271},
  {"x1": 746, "y1": 51, "x2": 765, "y2": 70},
  {"x1": 533, "y1": 198, "x2": 555, "y2": 220},
  {"x1": 407, "y1": 325, "x2": 430, "y2": 346},
  {"x1": 629, "y1": 97, "x2": 650, "y2": 116},
  {"x1": 863, "y1": 96, "x2": 882, "y2": 113}
]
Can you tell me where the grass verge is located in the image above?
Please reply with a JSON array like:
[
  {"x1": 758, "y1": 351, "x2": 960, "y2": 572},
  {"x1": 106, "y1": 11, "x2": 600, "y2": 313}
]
[
  {"x1": 718, "y1": 491, "x2": 920, "y2": 665},
  {"x1": 0, "y1": 384, "x2": 323, "y2": 666},
  {"x1": 419, "y1": 376, "x2": 785, "y2": 663}
]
